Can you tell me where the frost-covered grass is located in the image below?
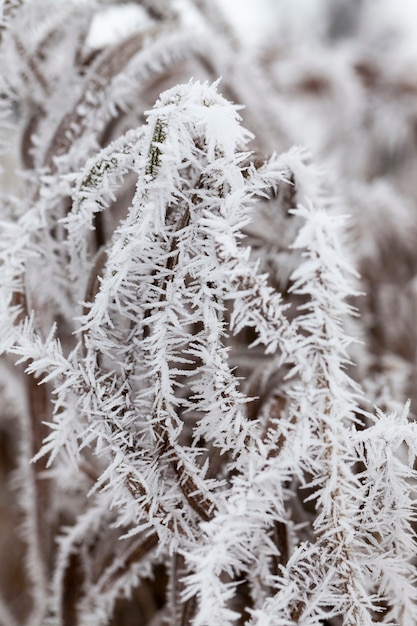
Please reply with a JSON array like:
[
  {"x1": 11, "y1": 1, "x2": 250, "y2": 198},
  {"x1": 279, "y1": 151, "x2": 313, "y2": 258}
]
[{"x1": 1, "y1": 2, "x2": 417, "y2": 625}]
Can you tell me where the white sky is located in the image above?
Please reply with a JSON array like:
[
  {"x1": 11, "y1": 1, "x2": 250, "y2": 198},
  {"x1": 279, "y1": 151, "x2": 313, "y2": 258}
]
[
  {"x1": 218, "y1": 0, "x2": 275, "y2": 45},
  {"x1": 88, "y1": 4, "x2": 152, "y2": 47}
]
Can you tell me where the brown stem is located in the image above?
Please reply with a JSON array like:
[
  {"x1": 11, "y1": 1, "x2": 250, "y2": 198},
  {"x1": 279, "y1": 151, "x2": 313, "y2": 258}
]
[
  {"x1": 170, "y1": 553, "x2": 197, "y2": 626},
  {"x1": 14, "y1": 35, "x2": 50, "y2": 96},
  {"x1": 42, "y1": 30, "x2": 160, "y2": 172},
  {"x1": 62, "y1": 552, "x2": 83, "y2": 626},
  {"x1": 27, "y1": 374, "x2": 51, "y2": 569},
  {"x1": 144, "y1": 204, "x2": 219, "y2": 522},
  {"x1": 93, "y1": 533, "x2": 159, "y2": 594}
]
